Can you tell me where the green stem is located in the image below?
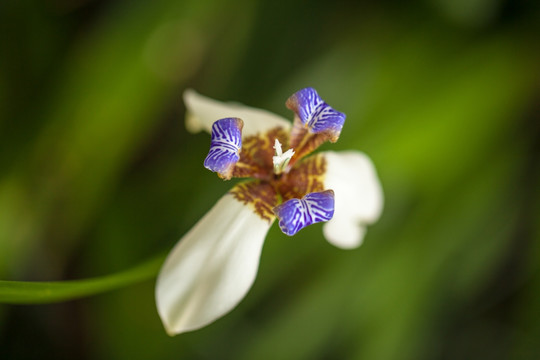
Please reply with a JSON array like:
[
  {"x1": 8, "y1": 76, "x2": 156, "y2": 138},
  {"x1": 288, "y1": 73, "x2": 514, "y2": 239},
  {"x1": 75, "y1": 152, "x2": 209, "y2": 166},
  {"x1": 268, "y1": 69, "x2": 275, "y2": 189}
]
[{"x1": 0, "y1": 254, "x2": 166, "y2": 304}]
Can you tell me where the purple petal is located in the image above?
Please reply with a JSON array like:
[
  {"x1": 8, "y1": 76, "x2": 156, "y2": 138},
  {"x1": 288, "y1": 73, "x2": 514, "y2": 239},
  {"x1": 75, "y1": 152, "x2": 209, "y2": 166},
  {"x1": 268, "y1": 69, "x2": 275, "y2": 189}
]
[
  {"x1": 204, "y1": 118, "x2": 243, "y2": 179},
  {"x1": 286, "y1": 88, "x2": 345, "y2": 139},
  {"x1": 273, "y1": 190, "x2": 335, "y2": 236}
]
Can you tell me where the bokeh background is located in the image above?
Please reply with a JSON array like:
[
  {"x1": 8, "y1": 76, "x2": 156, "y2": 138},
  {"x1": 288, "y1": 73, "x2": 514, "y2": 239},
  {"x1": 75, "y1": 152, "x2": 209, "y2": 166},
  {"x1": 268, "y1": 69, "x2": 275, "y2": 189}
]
[{"x1": 1, "y1": 0, "x2": 539, "y2": 359}]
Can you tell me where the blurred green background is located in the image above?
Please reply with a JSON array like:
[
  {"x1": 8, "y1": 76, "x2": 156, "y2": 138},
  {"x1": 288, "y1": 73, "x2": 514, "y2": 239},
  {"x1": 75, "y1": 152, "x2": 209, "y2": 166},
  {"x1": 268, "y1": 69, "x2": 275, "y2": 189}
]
[{"x1": 1, "y1": 0, "x2": 539, "y2": 359}]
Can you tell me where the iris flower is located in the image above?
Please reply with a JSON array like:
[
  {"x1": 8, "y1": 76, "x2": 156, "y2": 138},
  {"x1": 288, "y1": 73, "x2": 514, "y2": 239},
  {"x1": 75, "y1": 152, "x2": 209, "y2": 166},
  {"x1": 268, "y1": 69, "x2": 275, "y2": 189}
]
[{"x1": 156, "y1": 88, "x2": 383, "y2": 335}]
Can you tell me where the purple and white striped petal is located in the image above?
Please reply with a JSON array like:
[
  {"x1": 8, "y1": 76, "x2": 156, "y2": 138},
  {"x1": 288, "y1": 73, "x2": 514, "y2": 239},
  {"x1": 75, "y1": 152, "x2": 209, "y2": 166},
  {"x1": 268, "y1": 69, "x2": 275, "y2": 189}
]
[
  {"x1": 273, "y1": 190, "x2": 335, "y2": 236},
  {"x1": 184, "y1": 89, "x2": 291, "y2": 137},
  {"x1": 286, "y1": 87, "x2": 345, "y2": 141},
  {"x1": 321, "y1": 151, "x2": 383, "y2": 249},
  {"x1": 204, "y1": 118, "x2": 243, "y2": 180}
]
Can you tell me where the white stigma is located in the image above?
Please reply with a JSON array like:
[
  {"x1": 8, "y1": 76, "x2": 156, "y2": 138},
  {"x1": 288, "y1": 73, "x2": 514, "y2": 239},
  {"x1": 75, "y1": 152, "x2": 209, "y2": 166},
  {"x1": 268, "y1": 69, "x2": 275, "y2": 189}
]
[{"x1": 273, "y1": 139, "x2": 294, "y2": 175}]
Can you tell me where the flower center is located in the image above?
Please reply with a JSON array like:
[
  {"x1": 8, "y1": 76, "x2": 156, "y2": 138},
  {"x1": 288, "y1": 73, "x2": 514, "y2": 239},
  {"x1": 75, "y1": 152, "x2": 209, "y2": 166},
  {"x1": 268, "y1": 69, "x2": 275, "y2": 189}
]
[{"x1": 272, "y1": 139, "x2": 295, "y2": 175}]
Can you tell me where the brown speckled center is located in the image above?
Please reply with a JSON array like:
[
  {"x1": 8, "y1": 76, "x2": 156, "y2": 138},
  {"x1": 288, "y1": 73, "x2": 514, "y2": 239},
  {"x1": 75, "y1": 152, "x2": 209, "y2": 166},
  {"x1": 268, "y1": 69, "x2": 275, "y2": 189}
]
[{"x1": 228, "y1": 127, "x2": 326, "y2": 222}]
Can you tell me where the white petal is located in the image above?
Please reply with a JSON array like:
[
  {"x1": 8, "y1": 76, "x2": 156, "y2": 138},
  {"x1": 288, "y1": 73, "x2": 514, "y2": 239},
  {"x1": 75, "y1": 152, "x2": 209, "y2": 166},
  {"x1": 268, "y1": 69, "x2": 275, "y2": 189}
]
[
  {"x1": 155, "y1": 194, "x2": 273, "y2": 335},
  {"x1": 183, "y1": 89, "x2": 291, "y2": 137},
  {"x1": 321, "y1": 151, "x2": 383, "y2": 249}
]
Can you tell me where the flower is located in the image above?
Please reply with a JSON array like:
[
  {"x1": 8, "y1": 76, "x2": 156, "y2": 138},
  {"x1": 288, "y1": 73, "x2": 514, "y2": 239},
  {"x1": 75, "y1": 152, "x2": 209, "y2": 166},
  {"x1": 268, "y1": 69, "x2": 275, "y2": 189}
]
[{"x1": 155, "y1": 88, "x2": 383, "y2": 335}]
